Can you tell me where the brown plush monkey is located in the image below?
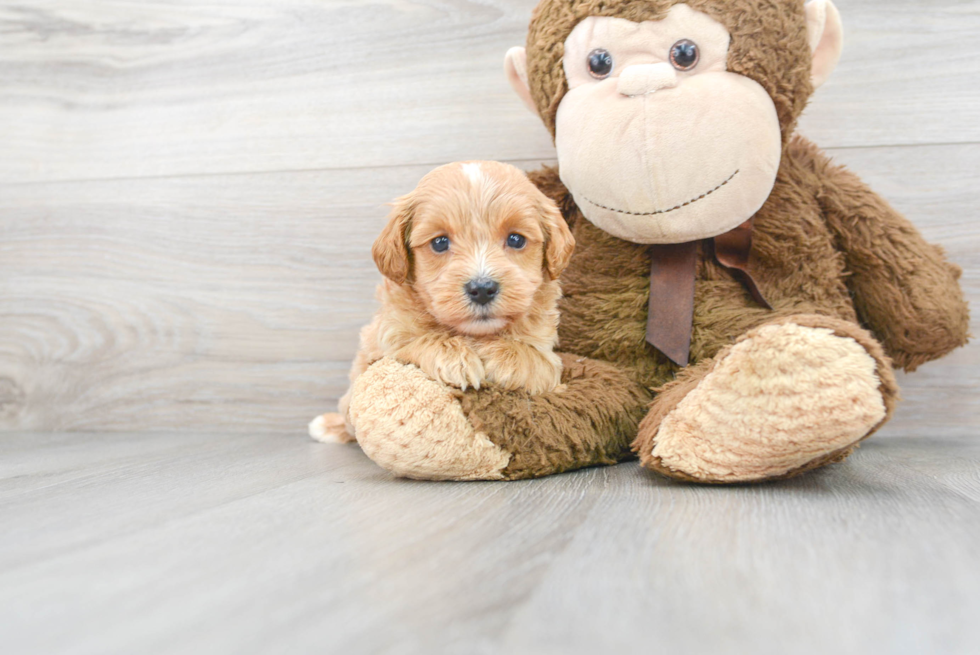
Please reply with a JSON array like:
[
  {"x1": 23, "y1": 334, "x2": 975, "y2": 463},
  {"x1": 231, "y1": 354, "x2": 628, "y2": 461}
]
[{"x1": 343, "y1": 0, "x2": 969, "y2": 483}]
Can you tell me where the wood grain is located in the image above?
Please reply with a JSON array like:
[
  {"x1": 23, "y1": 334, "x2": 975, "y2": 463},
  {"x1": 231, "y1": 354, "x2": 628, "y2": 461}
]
[
  {"x1": 1, "y1": 3, "x2": 977, "y2": 651},
  {"x1": 1, "y1": 0, "x2": 978, "y2": 434},
  {"x1": 1, "y1": 0, "x2": 979, "y2": 185},
  {"x1": 1, "y1": 431, "x2": 978, "y2": 654},
  {"x1": 1, "y1": 3, "x2": 977, "y2": 652}
]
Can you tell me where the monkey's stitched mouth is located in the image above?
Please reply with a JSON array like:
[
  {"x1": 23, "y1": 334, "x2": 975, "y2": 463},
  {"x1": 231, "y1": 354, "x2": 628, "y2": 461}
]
[{"x1": 583, "y1": 170, "x2": 739, "y2": 217}]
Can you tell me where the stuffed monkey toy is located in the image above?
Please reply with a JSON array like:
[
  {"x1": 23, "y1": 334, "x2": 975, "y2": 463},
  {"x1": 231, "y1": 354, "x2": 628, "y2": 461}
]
[{"x1": 342, "y1": 0, "x2": 969, "y2": 483}]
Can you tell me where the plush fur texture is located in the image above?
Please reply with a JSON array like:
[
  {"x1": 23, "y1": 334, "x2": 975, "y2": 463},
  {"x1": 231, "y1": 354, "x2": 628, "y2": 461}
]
[
  {"x1": 634, "y1": 315, "x2": 897, "y2": 482},
  {"x1": 349, "y1": 357, "x2": 512, "y2": 481},
  {"x1": 526, "y1": 0, "x2": 813, "y2": 139},
  {"x1": 460, "y1": 353, "x2": 651, "y2": 480},
  {"x1": 524, "y1": 127, "x2": 966, "y2": 482},
  {"x1": 350, "y1": 354, "x2": 651, "y2": 481},
  {"x1": 533, "y1": 135, "x2": 970, "y2": 390},
  {"x1": 553, "y1": 8, "x2": 784, "y2": 244},
  {"x1": 341, "y1": 0, "x2": 969, "y2": 483}
]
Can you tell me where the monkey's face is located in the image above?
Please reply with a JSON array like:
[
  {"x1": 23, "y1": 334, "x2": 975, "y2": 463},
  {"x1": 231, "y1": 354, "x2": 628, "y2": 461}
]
[{"x1": 554, "y1": 4, "x2": 782, "y2": 244}]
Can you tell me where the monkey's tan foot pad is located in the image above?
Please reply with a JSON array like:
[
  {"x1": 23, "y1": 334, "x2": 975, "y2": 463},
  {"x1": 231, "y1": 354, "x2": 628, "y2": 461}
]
[
  {"x1": 640, "y1": 322, "x2": 887, "y2": 483},
  {"x1": 347, "y1": 357, "x2": 511, "y2": 480}
]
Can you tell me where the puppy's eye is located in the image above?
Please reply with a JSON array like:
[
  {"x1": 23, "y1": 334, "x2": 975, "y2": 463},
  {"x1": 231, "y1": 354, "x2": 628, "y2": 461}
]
[
  {"x1": 587, "y1": 49, "x2": 613, "y2": 79},
  {"x1": 431, "y1": 236, "x2": 450, "y2": 253},
  {"x1": 506, "y1": 233, "x2": 527, "y2": 250},
  {"x1": 670, "y1": 40, "x2": 699, "y2": 71}
]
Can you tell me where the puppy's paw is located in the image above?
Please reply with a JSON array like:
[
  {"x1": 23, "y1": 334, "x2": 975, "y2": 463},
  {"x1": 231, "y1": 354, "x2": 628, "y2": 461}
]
[
  {"x1": 424, "y1": 338, "x2": 486, "y2": 391},
  {"x1": 308, "y1": 413, "x2": 355, "y2": 444},
  {"x1": 483, "y1": 345, "x2": 563, "y2": 395}
]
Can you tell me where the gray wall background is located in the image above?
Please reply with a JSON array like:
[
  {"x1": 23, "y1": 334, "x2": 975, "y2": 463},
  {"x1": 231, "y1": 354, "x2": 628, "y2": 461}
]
[{"x1": 1, "y1": 0, "x2": 977, "y2": 435}]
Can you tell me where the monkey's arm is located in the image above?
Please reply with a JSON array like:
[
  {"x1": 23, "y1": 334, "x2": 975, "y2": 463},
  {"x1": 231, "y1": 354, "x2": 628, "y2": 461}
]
[
  {"x1": 346, "y1": 353, "x2": 650, "y2": 480},
  {"x1": 797, "y1": 138, "x2": 970, "y2": 371}
]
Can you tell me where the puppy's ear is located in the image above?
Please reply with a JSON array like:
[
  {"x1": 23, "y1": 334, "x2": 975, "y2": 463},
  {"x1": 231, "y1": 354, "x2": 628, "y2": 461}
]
[
  {"x1": 372, "y1": 193, "x2": 414, "y2": 284},
  {"x1": 540, "y1": 199, "x2": 575, "y2": 281}
]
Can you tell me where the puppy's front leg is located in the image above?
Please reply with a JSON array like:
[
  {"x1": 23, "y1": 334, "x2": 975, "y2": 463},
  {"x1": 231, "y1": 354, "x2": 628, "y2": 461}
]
[
  {"x1": 476, "y1": 339, "x2": 563, "y2": 395},
  {"x1": 393, "y1": 334, "x2": 486, "y2": 391}
]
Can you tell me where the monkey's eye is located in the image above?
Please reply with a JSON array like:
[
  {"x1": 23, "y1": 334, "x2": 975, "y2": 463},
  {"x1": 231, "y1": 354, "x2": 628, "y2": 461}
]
[
  {"x1": 587, "y1": 49, "x2": 613, "y2": 79},
  {"x1": 670, "y1": 40, "x2": 699, "y2": 71},
  {"x1": 506, "y1": 233, "x2": 527, "y2": 250},
  {"x1": 431, "y1": 236, "x2": 450, "y2": 253}
]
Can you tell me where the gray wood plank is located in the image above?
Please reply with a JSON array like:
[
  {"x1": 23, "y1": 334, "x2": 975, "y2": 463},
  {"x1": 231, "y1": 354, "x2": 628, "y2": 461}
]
[
  {"x1": 796, "y1": 0, "x2": 980, "y2": 151},
  {"x1": 2, "y1": 145, "x2": 977, "y2": 434},
  {"x1": 0, "y1": 161, "x2": 432, "y2": 432},
  {"x1": 1, "y1": 0, "x2": 978, "y2": 185},
  {"x1": 0, "y1": 431, "x2": 978, "y2": 655}
]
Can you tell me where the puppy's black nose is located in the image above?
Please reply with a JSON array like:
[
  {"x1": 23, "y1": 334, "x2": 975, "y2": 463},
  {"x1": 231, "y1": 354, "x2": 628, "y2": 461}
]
[{"x1": 465, "y1": 278, "x2": 500, "y2": 306}]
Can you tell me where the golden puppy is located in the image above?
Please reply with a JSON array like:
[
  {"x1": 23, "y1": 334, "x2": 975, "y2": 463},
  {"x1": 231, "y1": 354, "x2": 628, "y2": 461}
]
[{"x1": 309, "y1": 161, "x2": 575, "y2": 443}]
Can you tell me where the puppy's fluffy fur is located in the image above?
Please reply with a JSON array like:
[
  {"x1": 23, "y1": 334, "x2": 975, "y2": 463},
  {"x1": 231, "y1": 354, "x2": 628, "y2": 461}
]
[{"x1": 309, "y1": 161, "x2": 575, "y2": 443}]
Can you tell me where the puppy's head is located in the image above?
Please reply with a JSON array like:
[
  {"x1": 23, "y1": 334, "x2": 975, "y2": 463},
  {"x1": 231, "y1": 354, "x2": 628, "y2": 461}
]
[{"x1": 372, "y1": 161, "x2": 574, "y2": 336}]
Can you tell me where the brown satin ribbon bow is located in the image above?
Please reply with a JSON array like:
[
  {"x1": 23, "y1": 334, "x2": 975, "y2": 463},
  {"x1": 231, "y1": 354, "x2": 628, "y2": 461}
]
[{"x1": 645, "y1": 218, "x2": 771, "y2": 367}]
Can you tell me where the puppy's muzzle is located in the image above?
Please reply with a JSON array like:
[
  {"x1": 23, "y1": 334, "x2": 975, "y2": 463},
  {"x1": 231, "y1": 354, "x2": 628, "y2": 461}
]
[{"x1": 464, "y1": 277, "x2": 500, "y2": 306}]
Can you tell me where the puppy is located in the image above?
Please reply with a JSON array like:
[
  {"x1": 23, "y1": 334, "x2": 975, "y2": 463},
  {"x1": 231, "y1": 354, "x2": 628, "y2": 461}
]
[{"x1": 309, "y1": 161, "x2": 575, "y2": 443}]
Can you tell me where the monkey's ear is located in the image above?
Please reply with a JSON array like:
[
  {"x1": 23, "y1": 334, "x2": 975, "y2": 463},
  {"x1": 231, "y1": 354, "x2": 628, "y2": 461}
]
[
  {"x1": 806, "y1": 0, "x2": 844, "y2": 89},
  {"x1": 372, "y1": 194, "x2": 414, "y2": 284},
  {"x1": 505, "y1": 47, "x2": 538, "y2": 115},
  {"x1": 540, "y1": 200, "x2": 575, "y2": 281}
]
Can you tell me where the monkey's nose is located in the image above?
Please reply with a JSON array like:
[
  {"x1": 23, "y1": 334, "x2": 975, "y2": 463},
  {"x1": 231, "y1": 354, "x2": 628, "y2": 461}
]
[
  {"x1": 617, "y1": 63, "x2": 677, "y2": 97},
  {"x1": 465, "y1": 278, "x2": 500, "y2": 306}
]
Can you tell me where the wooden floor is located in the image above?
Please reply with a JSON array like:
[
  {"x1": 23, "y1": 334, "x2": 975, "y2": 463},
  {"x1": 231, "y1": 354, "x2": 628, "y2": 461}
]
[
  {"x1": 2, "y1": 1, "x2": 980, "y2": 653},
  {"x1": 2, "y1": 432, "x2": 979, "y2": 654}
]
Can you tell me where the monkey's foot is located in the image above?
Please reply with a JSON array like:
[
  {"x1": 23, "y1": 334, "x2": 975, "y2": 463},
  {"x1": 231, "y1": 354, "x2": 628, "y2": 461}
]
[
  {"x1": 634, "y1": 316, "x2": 898, "y2": 483},
  {"x1": 348, "y1": 357, "x2": 511, "y2": 480}
]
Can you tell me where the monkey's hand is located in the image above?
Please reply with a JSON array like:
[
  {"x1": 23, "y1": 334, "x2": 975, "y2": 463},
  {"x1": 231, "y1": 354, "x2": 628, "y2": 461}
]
[
  {"x1": 476, "y1": 339, "x2": 563, "y2": 395},
  {"x1": 797, "y1": 136, "x2": 970, "y2": 371},
  {"x1": 346, "y1": 355, "x2": 649, "y2": 481}
]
